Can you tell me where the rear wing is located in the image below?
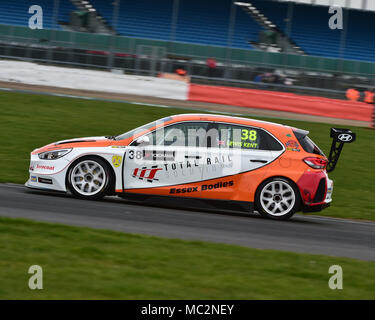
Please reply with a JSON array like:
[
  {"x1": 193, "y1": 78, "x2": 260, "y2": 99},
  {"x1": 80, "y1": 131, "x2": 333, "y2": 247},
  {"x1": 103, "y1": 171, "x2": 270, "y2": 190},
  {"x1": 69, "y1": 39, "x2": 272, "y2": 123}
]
[{"x1": 326, "y1": 128, "x2": 356, "y2": 173}]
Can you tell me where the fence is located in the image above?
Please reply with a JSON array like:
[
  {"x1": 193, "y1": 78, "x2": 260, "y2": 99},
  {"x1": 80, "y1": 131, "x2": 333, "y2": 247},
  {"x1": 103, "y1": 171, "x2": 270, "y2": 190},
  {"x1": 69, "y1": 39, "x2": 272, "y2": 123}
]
[{"x1": 1, "y1": 24, "x2": 375, "y2": 76}]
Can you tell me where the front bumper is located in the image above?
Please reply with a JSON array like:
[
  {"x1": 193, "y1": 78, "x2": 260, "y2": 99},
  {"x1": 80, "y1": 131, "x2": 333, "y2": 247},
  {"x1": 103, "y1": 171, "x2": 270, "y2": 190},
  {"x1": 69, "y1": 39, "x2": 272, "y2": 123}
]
[{"x1": 26, "y1": 154, "x2": 70, "y2": 192}]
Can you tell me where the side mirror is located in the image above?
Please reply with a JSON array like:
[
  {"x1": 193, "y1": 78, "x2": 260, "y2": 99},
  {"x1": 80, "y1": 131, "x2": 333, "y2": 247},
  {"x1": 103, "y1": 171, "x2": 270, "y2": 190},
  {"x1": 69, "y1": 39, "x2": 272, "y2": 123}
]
[{"x1": 135, "y1": 135, "x2": 150, "y2": 146}]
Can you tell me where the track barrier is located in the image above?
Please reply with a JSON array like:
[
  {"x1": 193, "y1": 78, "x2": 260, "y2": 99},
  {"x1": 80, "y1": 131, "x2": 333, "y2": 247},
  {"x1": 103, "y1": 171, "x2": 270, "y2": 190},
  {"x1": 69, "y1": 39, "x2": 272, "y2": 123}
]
[{"x1": 188, "y1": 84, "x2": 373, "y2": 123}]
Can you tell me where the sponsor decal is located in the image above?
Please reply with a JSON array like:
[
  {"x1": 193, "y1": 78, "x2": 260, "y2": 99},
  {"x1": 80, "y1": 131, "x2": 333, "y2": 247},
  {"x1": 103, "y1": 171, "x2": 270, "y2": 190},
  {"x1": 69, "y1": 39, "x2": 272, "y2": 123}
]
[
  {"x1": 163, "y1": 160, "x2": 199, "y2": 172},
  {"x1": 143, "y1": 150, "x2": 175, "y2": 161},
  {"x1": 29, "y1": 165, "x2": 35, "y2": 171},
  {"x1": 36, "y1": 164, "x2": 55, "y2": 171},
  {"x1": 170, "y1": 186, "x2": 199, "y2": 194},
  {"x1": 112, "y1": 155, "x2": 123, "y2": 168},
  {"x1": 111, "y1": 146, "x2": 127, "y2": 149},
  {"x1": 286, "y1": 133, "x2": 292, "y2": 137},
  {"x1": 163, "y1": 155, "x2": 232, "y2": 172},
  {"x1": 38, "y1": 177, "x2": 53, "y2": 184},
  {"x1": 286, "y1": 140, "x2": 299, "y2": 148},
  {"x1": 286, "y1": 147, "x2": 300, "y2": 152},
  {"x1": 30, "y1": 176, "x2": 37, "y2": 182},
  {"x1": 169, "y1": 180, "x2": 234, "y2": 194},
  {"x1": 132, "y1": 166, "x2": 162, "y2": 183},
  {"x1": 285, "y1": 140, "x2": 300, "y2": 152},
  {"x1": 202, "y1": 180, "x2": 234, "y2": 191},
  {"x1": 128, "y1": 149, "x2": 175, "y2": 161}
]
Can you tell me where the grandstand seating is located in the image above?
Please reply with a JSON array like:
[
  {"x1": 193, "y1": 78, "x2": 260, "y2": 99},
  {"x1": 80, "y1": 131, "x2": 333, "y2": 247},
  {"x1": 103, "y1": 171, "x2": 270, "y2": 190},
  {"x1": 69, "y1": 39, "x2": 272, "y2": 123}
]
[
  {"x1": 0, "y1": 0, "x2": 75, "y2": 30},
  {"x1": 90, "y1": 0, "x2": 261, "y2": 48},
  {"x1": 250, "y1": 0, "x2": 375, "y2": 62},
  {"x1": 90, "y1": 0, "x2": 375, "y2": 61},
  {"x1": 0, "y1": 0, "x2": 374, "y2": 62}
]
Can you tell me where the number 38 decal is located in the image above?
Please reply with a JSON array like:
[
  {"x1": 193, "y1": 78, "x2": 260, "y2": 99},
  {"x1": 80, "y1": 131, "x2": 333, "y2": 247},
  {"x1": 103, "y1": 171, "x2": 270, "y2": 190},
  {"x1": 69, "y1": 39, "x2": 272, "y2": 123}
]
[
  {"x1": 128, "y1": 150, "x2": 143, "y2": 160},
  {"x1": 241, "y1": 129, "x2": 257, "y2": 141}
]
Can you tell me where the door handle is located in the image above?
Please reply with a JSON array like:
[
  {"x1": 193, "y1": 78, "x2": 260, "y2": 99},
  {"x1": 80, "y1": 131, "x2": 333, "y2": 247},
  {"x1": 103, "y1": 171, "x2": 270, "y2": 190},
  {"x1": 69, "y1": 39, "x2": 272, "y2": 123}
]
[
  {"x1": 250, "y1": 159, "x2": 268, "y2": 163},
  {"x1": 185, "y1": 155, "x2": 202, "y2": 159}
]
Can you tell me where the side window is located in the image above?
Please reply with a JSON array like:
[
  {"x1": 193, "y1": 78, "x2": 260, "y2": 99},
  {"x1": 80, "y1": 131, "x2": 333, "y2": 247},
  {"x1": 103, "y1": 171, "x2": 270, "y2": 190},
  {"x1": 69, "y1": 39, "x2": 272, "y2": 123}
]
[
  {"x1": 237, "y1": 127, "x2": 260, "y2": 150},
  {"x1": 215, "y1": 124, "x2": 235, "y2": 149},
  {"x1": 215, "y1": 124, "x2": 283, "y2": 151},
  {"x1": 133, "y1": 122, "x2": 210, "y2": 147}
]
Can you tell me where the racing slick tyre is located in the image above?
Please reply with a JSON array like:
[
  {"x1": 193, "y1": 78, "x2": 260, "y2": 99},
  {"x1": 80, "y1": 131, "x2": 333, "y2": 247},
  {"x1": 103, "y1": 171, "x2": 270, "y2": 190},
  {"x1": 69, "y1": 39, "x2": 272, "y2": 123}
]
[
  {"x1": 255, "y1": 177, "x2": 301, "y2": 220},
  {"x1": 67, "y1": 156, "x2": 114, "y2": 200}
]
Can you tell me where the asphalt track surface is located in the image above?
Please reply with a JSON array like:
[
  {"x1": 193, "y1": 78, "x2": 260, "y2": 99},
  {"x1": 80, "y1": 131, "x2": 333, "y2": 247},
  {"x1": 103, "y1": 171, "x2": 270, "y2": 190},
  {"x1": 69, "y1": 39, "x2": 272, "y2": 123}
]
[{"x1": 0, "y1": 183, "x2": 374, "y2": 261}]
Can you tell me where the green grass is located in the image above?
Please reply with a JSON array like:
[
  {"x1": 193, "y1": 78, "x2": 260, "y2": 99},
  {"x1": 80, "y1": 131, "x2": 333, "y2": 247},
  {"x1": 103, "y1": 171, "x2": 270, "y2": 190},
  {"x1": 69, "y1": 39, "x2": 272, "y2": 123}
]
[
  {"x1": 0, "y1": 91, "x2": 374, "y2": 220},
  {"x1": 0, "y1": 217, "x2": 374, "y2": 299}
]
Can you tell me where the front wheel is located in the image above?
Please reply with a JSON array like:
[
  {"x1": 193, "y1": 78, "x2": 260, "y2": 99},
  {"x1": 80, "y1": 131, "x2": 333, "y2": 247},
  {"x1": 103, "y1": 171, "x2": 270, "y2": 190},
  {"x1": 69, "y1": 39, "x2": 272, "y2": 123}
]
[
  {"x1": 67, "y1": 156, "x2": 113, "y2": 200},
  {"x1": 255, "y1": 177, "x2": 301, "y2": 220}
]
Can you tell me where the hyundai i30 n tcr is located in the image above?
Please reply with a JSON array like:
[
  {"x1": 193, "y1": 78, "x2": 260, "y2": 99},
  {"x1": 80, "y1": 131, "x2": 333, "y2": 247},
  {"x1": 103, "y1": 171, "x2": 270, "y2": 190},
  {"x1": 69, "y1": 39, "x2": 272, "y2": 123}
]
[{"x1": 26, "y1": 114, "x2": 355, "y2": 220}]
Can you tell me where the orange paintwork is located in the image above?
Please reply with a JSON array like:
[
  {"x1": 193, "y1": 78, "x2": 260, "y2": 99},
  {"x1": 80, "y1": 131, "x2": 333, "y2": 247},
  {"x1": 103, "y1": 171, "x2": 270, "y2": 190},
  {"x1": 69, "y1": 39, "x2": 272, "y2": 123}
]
[
  {"x1": 32, "y1": 140, "x2": 114, "y2": 155},
  {"x1": 113, "y1": 114, "x2": 326, "y2": 202}
]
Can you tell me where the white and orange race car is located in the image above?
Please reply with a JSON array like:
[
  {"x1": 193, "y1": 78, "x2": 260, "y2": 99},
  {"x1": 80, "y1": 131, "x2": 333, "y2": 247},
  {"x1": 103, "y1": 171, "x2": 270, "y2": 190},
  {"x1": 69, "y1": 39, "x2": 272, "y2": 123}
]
[{"x1": 26, "y1": 114, "x2": 355, "y2": 220}]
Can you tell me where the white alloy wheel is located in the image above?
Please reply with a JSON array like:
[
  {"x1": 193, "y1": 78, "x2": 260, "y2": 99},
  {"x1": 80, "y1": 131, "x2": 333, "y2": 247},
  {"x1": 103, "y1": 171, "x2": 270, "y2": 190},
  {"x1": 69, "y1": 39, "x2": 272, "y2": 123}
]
[
  {"x1": 259, "y1": 180, "x2": 296, "y2": 217},
  {"x1": 70, "y1": 160, "x2": 107, "y2": 196}
]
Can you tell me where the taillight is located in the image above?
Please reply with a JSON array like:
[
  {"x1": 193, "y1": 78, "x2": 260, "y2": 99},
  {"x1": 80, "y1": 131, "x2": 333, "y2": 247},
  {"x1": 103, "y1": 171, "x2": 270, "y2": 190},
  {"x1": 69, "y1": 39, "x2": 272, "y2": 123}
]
[{"x1": 303, "y1": 157, "x2": 328, "y2": 169}]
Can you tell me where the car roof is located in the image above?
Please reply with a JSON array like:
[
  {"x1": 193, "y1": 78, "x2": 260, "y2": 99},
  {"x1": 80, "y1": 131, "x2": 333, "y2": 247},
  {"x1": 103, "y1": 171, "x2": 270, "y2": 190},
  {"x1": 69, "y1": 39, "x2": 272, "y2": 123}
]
[{"x1": 169, "y1": 114, "x2": 290, "y2": 132}]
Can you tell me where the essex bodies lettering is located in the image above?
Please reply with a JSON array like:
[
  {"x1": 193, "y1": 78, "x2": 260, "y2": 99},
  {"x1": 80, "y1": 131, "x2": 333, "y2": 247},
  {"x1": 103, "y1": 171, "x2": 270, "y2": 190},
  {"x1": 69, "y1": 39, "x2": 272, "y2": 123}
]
[{"x1": 169, "y1": 180, "x2": 234, "y2": 194}]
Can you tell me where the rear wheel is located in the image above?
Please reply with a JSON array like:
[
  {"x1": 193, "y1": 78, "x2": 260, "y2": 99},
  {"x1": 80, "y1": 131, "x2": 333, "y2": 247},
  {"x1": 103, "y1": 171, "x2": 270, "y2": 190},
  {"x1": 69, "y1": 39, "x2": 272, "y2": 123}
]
[
  {"x1": 255, "y1": 177, "x2": 301, "y2": 220},
  {"x1": 67, "y1": 156, "x2": 113, "y2": 200}
]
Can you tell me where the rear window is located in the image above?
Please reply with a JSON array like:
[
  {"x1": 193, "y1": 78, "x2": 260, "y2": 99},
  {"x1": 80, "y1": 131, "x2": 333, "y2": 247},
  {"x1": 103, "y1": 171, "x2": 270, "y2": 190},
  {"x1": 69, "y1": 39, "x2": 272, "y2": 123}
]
[{"x1": 293, "y1": 129, "x2": 325, "y2": 156}]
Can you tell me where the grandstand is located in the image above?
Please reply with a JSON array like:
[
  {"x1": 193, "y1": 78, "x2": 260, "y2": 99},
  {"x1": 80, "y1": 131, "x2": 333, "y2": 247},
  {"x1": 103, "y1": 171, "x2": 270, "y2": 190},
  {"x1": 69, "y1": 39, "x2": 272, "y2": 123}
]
[
  {"x1": 89, "y1": 0, "x2": 263, "y2": 48},
  {"x1": 250, "y1": 0, "x2": 375, "y2": 61},
  {"x1": 0, "y1": 0, "x2": 374, "y2": 62}
]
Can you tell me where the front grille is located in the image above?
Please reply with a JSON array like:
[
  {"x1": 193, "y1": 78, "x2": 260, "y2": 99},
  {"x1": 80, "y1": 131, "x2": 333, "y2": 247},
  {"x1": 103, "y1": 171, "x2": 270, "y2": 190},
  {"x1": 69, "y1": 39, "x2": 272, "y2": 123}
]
[{"x1": 313, "y1": 178, "x2": 326, "y2": 203}]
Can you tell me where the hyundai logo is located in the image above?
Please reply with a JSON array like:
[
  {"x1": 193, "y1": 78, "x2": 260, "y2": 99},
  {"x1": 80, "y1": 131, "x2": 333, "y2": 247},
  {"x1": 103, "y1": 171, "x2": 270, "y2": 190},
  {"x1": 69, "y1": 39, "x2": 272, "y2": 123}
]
[{"x1": 338, "y1": 133, "x2": 353, "y2": 142}]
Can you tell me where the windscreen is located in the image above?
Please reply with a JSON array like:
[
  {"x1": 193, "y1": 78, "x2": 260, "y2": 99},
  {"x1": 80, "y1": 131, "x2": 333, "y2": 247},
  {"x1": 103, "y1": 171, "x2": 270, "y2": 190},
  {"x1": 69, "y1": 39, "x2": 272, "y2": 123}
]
[{"x1": 115, "y1": 116, "x2": 173, "y2": 141}]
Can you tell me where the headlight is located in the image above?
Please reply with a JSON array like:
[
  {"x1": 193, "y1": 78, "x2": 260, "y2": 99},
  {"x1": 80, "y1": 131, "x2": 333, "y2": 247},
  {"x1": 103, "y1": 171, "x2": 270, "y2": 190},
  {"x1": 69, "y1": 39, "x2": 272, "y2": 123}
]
[{"x1": 38, "y1": 149, "x2": 72, "y2": 160}]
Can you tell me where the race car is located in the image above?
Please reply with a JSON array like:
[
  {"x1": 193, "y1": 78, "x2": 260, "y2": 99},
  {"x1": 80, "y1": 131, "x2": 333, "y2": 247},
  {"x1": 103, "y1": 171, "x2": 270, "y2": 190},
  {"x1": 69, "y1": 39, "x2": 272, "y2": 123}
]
[{"x1": 26, "y1": 114, "x2": 355, "y2": 220}]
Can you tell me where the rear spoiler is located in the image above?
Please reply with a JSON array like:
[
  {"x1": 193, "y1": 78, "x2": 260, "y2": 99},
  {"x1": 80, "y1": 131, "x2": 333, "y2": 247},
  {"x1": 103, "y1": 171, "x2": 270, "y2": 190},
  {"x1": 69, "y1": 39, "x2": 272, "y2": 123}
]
[{"x1": 326, "y1": 128, "x2": 356, "y2": 173}]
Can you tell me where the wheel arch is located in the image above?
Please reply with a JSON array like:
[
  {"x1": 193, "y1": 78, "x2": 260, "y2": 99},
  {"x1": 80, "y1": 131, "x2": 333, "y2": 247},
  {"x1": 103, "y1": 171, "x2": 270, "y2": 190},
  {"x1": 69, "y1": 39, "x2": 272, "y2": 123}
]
[
  {"x1": 254, "y1": 175, "x2": 302, "y2": 211},
  {"x1": 65, "y1": 154, "x2": 116, "y2": 195}
]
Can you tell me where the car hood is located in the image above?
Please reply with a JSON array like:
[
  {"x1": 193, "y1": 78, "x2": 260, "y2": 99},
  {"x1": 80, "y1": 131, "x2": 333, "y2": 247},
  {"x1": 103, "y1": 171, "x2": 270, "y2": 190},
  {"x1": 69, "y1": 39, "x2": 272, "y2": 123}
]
[{"x1": 31, "y1": 136, "x2": 114, "y2": 155}]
